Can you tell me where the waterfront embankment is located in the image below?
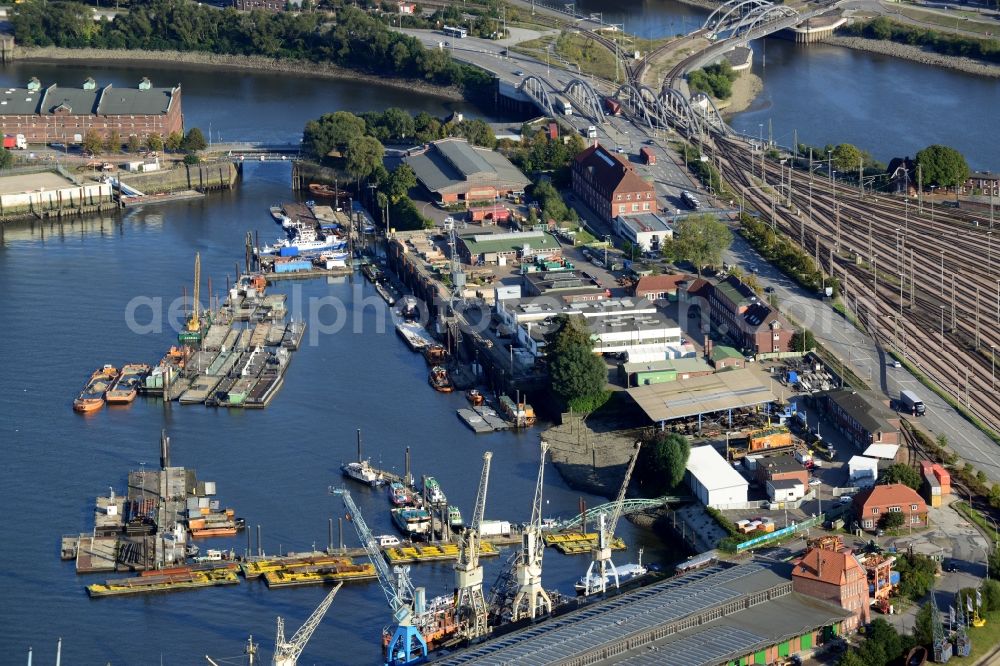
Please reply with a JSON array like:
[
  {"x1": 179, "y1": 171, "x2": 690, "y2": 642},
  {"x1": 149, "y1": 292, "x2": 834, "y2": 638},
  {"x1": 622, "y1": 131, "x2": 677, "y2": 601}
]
[
  {"x1": 14, "y1": 47, "x2": 468, "y2": 101},
  {"x1": 823, "y1": 34, "x2": 1000, "y2": 78},
  {"x1": 717, "y1": 72, "x2": 763, "y2": 117}
]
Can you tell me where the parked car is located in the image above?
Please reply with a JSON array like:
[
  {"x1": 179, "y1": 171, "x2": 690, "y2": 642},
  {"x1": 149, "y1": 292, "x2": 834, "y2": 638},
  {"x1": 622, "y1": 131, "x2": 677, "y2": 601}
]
[
  {"x1": 764, "y1": 286, "x2": 775, "y2": 294},
  {"x1": 809, "y1": 478, "x2": 821, "y2": 486},
  {"x1": 945, "y1": 560, "x2": 958, "y2": 572},
  {"x1": 891, "y1": 359, "x2": 902, "y2": 368},
  {"x1": 839, "y1": 495, "x2": 854, "y2": 504}
]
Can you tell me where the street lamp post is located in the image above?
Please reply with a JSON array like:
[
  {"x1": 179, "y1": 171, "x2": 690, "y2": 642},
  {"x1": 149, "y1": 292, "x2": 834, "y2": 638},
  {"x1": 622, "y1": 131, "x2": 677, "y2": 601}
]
[{"x1": 992, "y1": 344, "x2": 997, "y2": 390}]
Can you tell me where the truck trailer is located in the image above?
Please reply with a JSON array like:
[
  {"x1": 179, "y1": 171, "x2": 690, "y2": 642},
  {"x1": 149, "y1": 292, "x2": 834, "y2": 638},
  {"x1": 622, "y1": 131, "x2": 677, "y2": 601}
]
[
  {"x1": 3, "y1": 134, "x2": 26, "y2": 150},
  {"x1": 899, "y1": 390, "x2": 926, "y2": 416}
]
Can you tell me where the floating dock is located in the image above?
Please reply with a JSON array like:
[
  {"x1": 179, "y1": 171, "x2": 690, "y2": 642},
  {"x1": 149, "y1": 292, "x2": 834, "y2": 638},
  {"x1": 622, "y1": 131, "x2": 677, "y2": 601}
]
[
  {"x1": 384, "y1": 541, "x2": 500, "y2": 565},
  {"x1": 86, "y1": 566, "x2": 240, "y2": 597},
  {"x1": 241, "y1": 553, "x2": 356, "y2": 579},
  {"x1": 263, "y1": 562, "x2": 376, "y2": 588},
  {"x1": 543, "y1": 532, "x2": 627, "y2": 555},
  {"x1": 457, "y1": 404, "x2": 512, "y2": 433}
]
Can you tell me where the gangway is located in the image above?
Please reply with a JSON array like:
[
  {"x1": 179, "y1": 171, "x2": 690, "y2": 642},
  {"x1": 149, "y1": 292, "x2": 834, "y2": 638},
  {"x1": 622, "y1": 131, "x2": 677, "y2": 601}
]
[{"x1": 107, "y1": 177, "x2": 145, "y2": 198}]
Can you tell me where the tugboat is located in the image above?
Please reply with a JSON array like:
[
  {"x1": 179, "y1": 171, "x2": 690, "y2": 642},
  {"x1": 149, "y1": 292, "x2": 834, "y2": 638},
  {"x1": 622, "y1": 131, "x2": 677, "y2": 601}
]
[
  {"x1": 341, "y1": 459, "x2": 385, "y2": 487},
  {"x1": 106, "y1": 363, "x2": 151, "y2": 405},
  {"x1": 423, "y1": 477, "x2": 447, "y2": 505},
  {"x1": 423, "y1": 344, "x2": 447, "y2": 365},
  {"x1": 466, "y1": 389, "x2": 485, "y2": 406},
  {"x1": 428, "y1": 366, "x2": 453, "y2": 393},
  {"x1": 73, "y1": 365, "x2": 119, "y2": 413},
  {"x1": 448, "y1": 506, "x2": 464, "y2": 530},
  {"x1": 399, "y1": 296, "x2": 420, "y2": 321}
]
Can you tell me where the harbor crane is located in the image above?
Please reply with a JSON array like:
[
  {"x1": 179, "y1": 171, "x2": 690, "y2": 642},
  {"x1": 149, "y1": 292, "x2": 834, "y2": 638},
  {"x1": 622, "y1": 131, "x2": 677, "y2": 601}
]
[
  {"x1": 180, "y1": 252, "x2": 203, "y2": 343},
  {"x1": 273, "y1": 583, "x2": 342, "y2": 666},
  {"x1": 512, "y1": 439, "x2": 552, "y2": 622},
  {"x1": 584, "y1": 442, "x2": 640, "y2": 596},
  {"x1": 454, "y1": 451, "x2": 493, "y2": 640},
  {"x1": 333, "y1": 487, "x2": 428, "y2": 665}
]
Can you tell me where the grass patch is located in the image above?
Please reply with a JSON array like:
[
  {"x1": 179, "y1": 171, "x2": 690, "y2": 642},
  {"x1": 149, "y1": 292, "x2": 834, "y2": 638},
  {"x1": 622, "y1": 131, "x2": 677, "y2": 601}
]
[
  {"x1": 832, "y1": 299, "x2": 865, "y2": 333},
  {"x1": 946, "y1": 609, "x2": 1000, "y2": 664},
  {"x1": 554, "y1": 31, "x2": 620, "y2": 81},
  {"x1": 955, "y1": 501, "x2": 999, "y2": 542},
  {"x1": 895, "y1": 5, "x2": 1000, "y2": 37}
]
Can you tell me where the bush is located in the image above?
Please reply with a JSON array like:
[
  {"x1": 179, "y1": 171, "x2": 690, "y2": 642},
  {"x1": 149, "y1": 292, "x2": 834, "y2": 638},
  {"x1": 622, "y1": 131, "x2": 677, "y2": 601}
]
[
  {"x1": 841, "y1": 17, "x2": 1000, "y2": 65},
  {"x1": 687, "y1": 61, "x2": 739, "y2": 100},
  {"x1": 182, "y1": 153, "x2": 201, "y2": 165}
]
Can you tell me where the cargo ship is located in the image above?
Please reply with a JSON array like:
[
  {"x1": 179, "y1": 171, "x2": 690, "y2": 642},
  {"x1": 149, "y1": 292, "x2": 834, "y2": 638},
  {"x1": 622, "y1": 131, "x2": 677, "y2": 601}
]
[
  {"x1": 73, "y1": 365, "x2": 119, "y2": 413},
  {"x1": 391, "y1": 507, "x2": 432, "y2": 539},
  {"x1": 105, "y1": 363, "x2": 151, "y2": 405},
  {"x1": 429, "y1": 366, "x2": 453, "y2": 393}
]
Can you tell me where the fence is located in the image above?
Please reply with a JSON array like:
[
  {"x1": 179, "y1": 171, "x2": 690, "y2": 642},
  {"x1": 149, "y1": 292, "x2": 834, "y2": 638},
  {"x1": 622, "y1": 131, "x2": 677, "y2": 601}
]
[{"x1": 735, "y1": 514, "x2": 821, "y2": 552}]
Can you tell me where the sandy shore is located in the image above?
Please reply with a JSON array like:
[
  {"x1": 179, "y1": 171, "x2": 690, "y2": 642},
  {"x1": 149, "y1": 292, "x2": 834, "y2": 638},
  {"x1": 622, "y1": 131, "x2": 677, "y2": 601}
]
[
  {"x1": 14, "y1": 47, "x2": 468, "y2": 100},
  {"x1": 717, "y1": 72, "x2": 763, "y2": 117},
  {"x1": 822, "y1": 35, "x2": 1000, "y2": 78}
]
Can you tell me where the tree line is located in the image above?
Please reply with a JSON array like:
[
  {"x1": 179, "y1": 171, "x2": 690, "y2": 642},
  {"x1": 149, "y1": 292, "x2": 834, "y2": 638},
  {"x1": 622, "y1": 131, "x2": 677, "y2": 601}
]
[
  {"x1": 11, "y1": 0, "x2": 494, "y2": 98},
  {"x1": 687, "y1": 61, "x2": 739, "y2": 100},
  {"x1": 841, "y1": 16, "x2": 1000, "y2": 64}
]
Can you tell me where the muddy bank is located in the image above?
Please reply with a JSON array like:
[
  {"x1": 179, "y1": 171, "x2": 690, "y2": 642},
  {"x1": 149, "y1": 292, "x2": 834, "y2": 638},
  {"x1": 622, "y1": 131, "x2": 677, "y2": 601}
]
[
  {"x1": 14, "y1": 47, "x2": 468, "y2": 100},
  {"x1": 823, "y1": 35, "x2": 1000, "y2": 78}
]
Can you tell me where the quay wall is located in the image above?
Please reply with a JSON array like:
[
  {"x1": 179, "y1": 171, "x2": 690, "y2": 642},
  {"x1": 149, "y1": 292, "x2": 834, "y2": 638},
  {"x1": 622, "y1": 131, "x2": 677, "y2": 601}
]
[
  {"x1": 119, "y1": 161, "x2": 240, "y2": 195},
  {"x1": 0, "y1": 179, "x2": 115, "y2": 222}
]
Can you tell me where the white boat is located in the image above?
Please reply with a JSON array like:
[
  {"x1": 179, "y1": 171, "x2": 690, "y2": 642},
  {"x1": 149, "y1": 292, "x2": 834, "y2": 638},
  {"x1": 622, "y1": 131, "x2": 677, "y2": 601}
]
[
  {"x1": 574, "y1": 563, "x2": 648, "y2": 595},
  {"x1": 315, "y1": 251, "x2": 349, "y2": 270},
  {"x1": 269, "y1": 205, "x2": 285, "y2": 222},
  {"x1": 395, "y1": 321, "x2": 435, "y2": 352},
  {"x1": 376, "y1": 534, "x2": 401, "y2": 548},
  {"x1": 260, "y1": 234, "x2": 343, "y2": 255},
  {"x1": 341, "y1": 460, "x2": 385, "y2": 487}
]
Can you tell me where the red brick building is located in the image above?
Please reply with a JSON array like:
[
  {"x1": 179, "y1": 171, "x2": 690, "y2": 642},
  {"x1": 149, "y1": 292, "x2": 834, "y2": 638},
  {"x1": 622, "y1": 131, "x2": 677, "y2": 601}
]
[
  {"x1": 823, "y1": 389, "x2": 900, "y2": 451},
  {"x1": 708, "y1": 275, "x2": 795, "y2": 355},
  {"x1": 792, "y1": 547, "x2": 871, "y2": 633},
  {"x1": 572, "y1": 143, "x2": 657, "y2": 221},
  {"x1": 632, "y1": 273, "x2": 691, "y2": 301},
  {"x1": 0, "y1": 77, "x2": 183, "y2": 145},
  {"x1": 854, "y1": 483, "x2": 928, "y2": 532},
  {"x1": 756, "y1": 454, "x2": 809, "y2": 488}
]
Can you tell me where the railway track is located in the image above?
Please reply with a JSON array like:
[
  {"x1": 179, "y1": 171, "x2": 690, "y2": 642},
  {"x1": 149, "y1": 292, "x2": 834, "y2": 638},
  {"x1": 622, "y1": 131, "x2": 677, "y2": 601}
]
[{"x1": 712, "y1": 136, "x2": 1000, "y2": 433}]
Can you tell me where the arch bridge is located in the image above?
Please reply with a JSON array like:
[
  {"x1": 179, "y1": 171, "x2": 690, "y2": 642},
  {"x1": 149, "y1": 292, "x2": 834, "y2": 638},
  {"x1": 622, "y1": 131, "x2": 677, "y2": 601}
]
[
  {"x1": 703, "y1": 0, "x2": 800, "y2": 40},
  {"x1": 556, "y1": 496, "x2": 689, "y2": 532}
]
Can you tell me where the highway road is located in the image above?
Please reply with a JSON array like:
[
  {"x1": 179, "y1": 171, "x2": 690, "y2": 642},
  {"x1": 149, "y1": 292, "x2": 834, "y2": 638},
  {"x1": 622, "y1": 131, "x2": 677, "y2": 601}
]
[{"x1": 400, "y1": 25, "x2": 1000, "y2": 482}]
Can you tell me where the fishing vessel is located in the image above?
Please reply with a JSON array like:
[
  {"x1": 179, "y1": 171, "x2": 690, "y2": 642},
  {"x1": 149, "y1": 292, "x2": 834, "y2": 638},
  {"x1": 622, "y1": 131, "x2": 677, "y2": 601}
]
[
  {"x1": 73, "y1": 365, "x2": 119, "y2": 413},
  {"x1": 423, "y1": 344, "x2": 447, "y2": 365},
  {"x1": 105, "y1": 363, "x2": 151, "y2": 405},
  {"x1": 341, "y1": 460, "x2": 385, "y2": 487},
  {"x1": 466, "y1": 389, "x2": 485, "y2": 406},
  {"x1": 448, "y1": 506, "x2": 464, "y2": 529},
  {"x1": 423, "y1": 477, "x2": 447, "y2": 504},
  {"x1": 388, "y1": 482, "x2": 410, "y2": 507},
  {"x1": 574, "y1": 562, "x2": 648, "y2": 595},
  {"x1": 391, "y1": 507, "x2": 432, "y2": 538},
  {"x1": 428, "y1": 366, "x2": 453, "y2": 393}
]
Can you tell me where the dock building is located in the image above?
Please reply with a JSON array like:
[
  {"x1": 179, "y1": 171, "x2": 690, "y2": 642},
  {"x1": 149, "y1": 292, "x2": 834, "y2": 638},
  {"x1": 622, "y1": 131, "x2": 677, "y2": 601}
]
[
  {"x1": 792, "y1": 547, "x2": 870, "y2": 633},
  {"x1": 822, "y1": 390, "x2": 900, "y2": 451},
  {"x1": 707, "y1": 275, "x2": 795, "y2": 356},
  {"x1": 433, "y1": 560, "x2": 852, "y2": 666},
  {"x1": 0, "y1": 77, "x2": 183, "y2": 144},
  {"x1": 404, "y1": 138, "x2": 530, "y2": 205},
  {"x1": 686, "y1": 444, "x2": 749, "y2": 509}
]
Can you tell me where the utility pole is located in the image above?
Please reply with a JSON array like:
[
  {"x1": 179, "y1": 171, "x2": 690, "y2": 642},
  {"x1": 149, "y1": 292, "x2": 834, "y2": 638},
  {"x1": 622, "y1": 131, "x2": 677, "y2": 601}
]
[{"x1": 918, "y1": 164, "x2": 923, "y2": 212}]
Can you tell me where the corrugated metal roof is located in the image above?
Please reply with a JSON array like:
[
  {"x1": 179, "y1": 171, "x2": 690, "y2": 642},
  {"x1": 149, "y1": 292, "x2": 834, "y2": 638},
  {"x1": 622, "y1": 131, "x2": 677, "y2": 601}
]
[
  {"x1": 39, "y1": 85, "x2": 100, "y2": 115},
  {"x1": 404, "y1": 139, "x2": 529, "y2": 195},
  {"x1": 0, "y1": 87, "x2": 41, "y2": 114},
  {"x1": 628, "y1": 369, "x2": 778, "y2": 422}
]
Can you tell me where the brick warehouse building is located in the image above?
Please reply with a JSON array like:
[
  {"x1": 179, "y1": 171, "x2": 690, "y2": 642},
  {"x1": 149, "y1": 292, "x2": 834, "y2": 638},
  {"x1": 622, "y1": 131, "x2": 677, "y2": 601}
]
[
  {"x1": 572, "y1": 143, "x2": 657, "y2": 221},
  {"x1": 792, "y1": 547, "x2": 870, "y2": 633},
  {"x1": 0, "y1": 77, "x2": 183, "y2": 145}
]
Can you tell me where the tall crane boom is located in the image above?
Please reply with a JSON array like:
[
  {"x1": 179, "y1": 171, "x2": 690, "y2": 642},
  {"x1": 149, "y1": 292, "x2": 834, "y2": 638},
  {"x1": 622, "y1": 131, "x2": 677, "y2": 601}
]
[
  {"x1": 273, "y1": 583, "x2": 342, "y2": 666},
  {"x1": 584, "y1": 442, "x2": 641, "y2": 596},
  {"x1": 455, "y1": 451, "x2": 492, "y2": 639},
  {"x1": 332, "y1": 487, "x2": 427, "y2": 664},
  {"x1": 512, "y1": 439, "x2": 552, "y2": 621},
  {"x1": 188, "y1": 252, "x2": 201, "y2": 332}
]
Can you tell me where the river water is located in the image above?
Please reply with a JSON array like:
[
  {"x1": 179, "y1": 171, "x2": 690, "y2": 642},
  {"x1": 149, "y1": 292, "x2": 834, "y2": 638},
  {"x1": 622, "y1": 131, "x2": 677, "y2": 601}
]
[
  {"x1": 0, "y1": 67, "x2": 674, "y2": 662},
  {"x1": 577, "y1": 0, "x2": 1000, "y2": 169}
]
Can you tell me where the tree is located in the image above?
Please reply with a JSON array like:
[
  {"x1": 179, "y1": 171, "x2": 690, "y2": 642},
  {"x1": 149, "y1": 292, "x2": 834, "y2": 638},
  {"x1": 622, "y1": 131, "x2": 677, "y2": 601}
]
[
  {"x1": 165, "y1": 131, "x2": 184, "y2": 152},
  {"x1": 387, "y1": 163, "x2": 417, "y2": 203},
  {"x1": 83, "y1": 129, "x2": 103, "y2": 156},
  {"x1": 913, "y1": 601, "x2": 935, "y2": 646},
  {"x1": 381, "y1": 107, "x2": 415, "y2": 141},
  {"x1": 183, "y1": 153, "x2": 201, "y2": 165},
  {"x1": 880, "y1": 511, "x2": 905, "y2": 529},
  {"x1": 790, "y1": 329, "x2": 816, "y2": 352},
  {"x1": 303, "y1": 111, "x2": 366, "y2": 158},
  {"x1": 866, "y1": 618, "x2": 902, "y2": 661},
  {"x1": 545, "y1": 314, "x2": 609, "y2": 413},
  {"x1": 105, "y1": 129, "x2": 122, "y2": 154},
  {"x1": 147, "y1": 133, "x2": 164, "y2": 153},
  {"x1": 641, "y1": 432, "x2": 691, "y2": 491},
  {"x1": 831, "y1": 143, "x2": 864, "y2": 173},
  {"x1": 126, "y1": 134, "x2": 141, "y2": 153},
  {"x1": 896, "y1": 553, "x2": 937, "y2": 600},
  {"x1": 0, "y1": 147, "x2": 13, "y2": 169},
  {"x1": 915, "y1": 144, "x2": 970, "y2": 189},
  {"x1": 181, "y1": 127, "x2": 207, "y2": 152},
  {"x1": 836, "y1": 651, "x2": 867, "y2": 666},
  {"x1": 344, "y1": 135, "x2": 385, "y2": 181},
  {"x1": 671, "y1": 214, "x2": 733, "y2": 274},
  {"x1": 879, "y1": 463, "x2": 922, "y2": 490}
]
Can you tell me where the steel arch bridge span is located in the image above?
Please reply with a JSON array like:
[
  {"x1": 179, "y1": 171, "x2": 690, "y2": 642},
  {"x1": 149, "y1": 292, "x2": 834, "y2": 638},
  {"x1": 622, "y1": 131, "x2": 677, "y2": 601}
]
[
  {"x1": 517, "y1": 75, "x2": 555, "y2": 117},
  {"x1": 689, "y1": 92, "x2": 733, "y2": 136},
  {"x1": 704, "y1": 0, "x2": 799, "y2": 39},
  {"x1": 614, "y1": 83, "x2": 670, "y2": 132},
  {"x1": 660, "y1": 86, "x2": 707, "y2": 137},
  {"x1": 562, "y1": 78, "x2": 605, "y2": 123},
  {"x1": 556, "y1": 496, "x2": 689, "y2": 532}
]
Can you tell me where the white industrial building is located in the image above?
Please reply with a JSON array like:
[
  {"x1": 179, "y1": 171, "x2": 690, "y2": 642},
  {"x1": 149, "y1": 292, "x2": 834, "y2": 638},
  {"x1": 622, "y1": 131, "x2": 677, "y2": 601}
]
[
  {"x1": 614, "y1": 212, "x2": 674, "y2": 252},
  {"x1": 587, "y1": 312, "x2": 683, "y2": 363},
  {"x1": 686, "y1": 445, "x2": 749, "y2": 509},
  {"x1": 848, "y1": 455, "x2": 880, "y2": 487},
  {"x1": 767, "y1": 478, "x2": 806, "y2": 502},
  {"x1": 863, "y1": 443, "x2": 900, "y2": 461}
]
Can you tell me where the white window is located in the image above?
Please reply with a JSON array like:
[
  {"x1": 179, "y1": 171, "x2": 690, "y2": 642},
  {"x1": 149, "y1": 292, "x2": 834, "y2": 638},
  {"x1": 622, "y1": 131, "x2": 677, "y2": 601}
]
[
  {"x1": 617, "y1": 194, "x2": 622, "y2": 201},
  {"x1": 911, "y1": 504, "x2": 918, "y2": 510},
  {"x1": 643, "y1": 202, "x2": 650, "y2": 211},
  {"x1": 618, "y1": 205, "x2": 625, "y2": 214},
  {"x1": 632, "y1": 204, "x2": 639, "y2": 212},
  {"x1": 889, "y1": 506, "x2": 901, "y2": 513},
  {"x1": 871, "y1": 508, "x2": 880, "y2": 515},
  {"x1": 911, "y1": 515, "x2": 921, "y2": 523},
  {"x1": 626, "y1": 193, "x2": 632, "y2": 201}
]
